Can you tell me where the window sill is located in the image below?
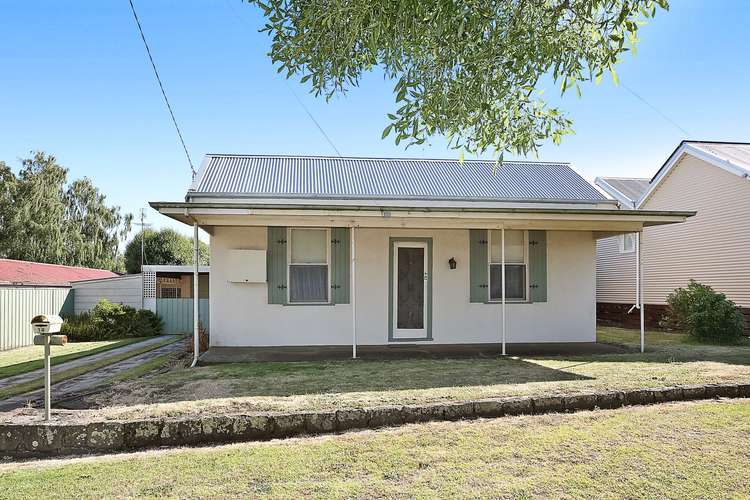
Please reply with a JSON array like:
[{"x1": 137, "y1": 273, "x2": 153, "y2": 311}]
[
  {"x1": 484, "y1": 300, "x2": 533, "y2": 305},
  {"x1": 282, "y1": 302, "x2": 335, "y2": 307}
]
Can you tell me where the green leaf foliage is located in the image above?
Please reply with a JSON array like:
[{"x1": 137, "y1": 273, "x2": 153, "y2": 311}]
[
  {"x1": 61, "y1": 299, "x2": 163, "y2": 342},
  {"x1": 662, "y1": 280, "x2": 746, "y2": 344},
  {"x1": 0, "y1": 152, "x2": 132, "y2": 271},
  {"x1": 124, "y1": 228, "x2": 209, "y2": 275},
  {"x1": 248, "y1": 0, "x2": 668, "y2": 155}
]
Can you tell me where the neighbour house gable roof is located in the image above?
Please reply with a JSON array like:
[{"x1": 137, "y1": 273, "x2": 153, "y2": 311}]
[
  {"x1": 0, "y1": 259, "x2": 119, "y2": 287},
  {"x1": 594, "y1": 177, "x2": 650, "y2": 207},
  {"x1": 639, "y1": 141, "x2": 750, "y2": 207},
  {"x1": 188, "y1": 155, "x2": 609, "y2": 204}
]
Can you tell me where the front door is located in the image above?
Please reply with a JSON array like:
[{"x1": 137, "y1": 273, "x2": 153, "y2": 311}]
[{"x1": 392, "y1": 241, "x2": 429, "y2": 340}]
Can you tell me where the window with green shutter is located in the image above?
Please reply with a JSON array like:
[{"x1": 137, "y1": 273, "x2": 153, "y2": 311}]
[
  {"x1": 267, "y1": 226, "x2": 288, "y2": 304},
  {"x1": 470, "y1": 229, "x2": 547, "y2": 304},
  {"x1": 469, "y1": 229, "x2": 489, "y2": 303},
  {"x1": 267, "y1": 226, "x2": 351, "y2": 305},
  {"x1": 330, "y1": 227, "x2": 350, "y2": 304},
  {"x1": 528, "y1": 230, "x2": 547, "y2": 302}
]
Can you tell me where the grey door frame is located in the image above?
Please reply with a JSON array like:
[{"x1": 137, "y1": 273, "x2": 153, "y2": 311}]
[{"x1": 388, "y1": 237, "x2": 433, "y2": 342}]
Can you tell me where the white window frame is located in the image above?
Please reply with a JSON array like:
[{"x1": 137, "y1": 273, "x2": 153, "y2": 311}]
[
  {"x1": 287, "y1": 227, "x2": 331, "y2": 304},
  {"x1": 619, "y1": 233, "x2": 636, "y2": 254},
  {"x1": 488, "y1": 229, "x2": 528, "y2": 302}
]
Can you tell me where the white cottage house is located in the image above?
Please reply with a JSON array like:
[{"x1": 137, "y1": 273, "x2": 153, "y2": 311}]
[{"x1": 151, "y1": 155, "x2": 692, "y2": 358}]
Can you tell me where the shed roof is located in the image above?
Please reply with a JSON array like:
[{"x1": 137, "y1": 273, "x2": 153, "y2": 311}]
[
  {"x1": 595, "y1": 177, "x2": 650, "y2": 206},
  {"x1": 189, "y1": 155, "x2": 608, "y2": 204},
  {"x1": 0, "y1": 259, "x2": 119, "y2": 287}
]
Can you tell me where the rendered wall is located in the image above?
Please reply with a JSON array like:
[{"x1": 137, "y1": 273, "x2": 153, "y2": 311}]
[{"x1": 209, "y1": 226, "x2": 596, "y2": 347}]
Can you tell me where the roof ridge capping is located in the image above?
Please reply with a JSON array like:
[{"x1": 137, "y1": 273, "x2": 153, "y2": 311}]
[
  {"x1": 202, "y1": 153, "x2": 571, "y2": 165},
  {"x1": 598, "y1": 176, "x2": 649, "y2": 181}
]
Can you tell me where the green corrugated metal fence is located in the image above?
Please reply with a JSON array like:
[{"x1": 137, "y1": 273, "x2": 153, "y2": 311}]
[
  {"x1": 156, "y1": 298, "x2": 209, "y2": 334},
  {"x1": 0, "y1": 287, "x2": 73, "y2": 351}
]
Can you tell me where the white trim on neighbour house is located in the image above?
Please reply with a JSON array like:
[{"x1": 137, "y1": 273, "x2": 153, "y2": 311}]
[{"x1": 638, "y1": 142, "x2": 750, "y2": 208}]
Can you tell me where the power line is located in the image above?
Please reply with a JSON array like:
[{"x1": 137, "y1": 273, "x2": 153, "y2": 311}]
[
  {"x1": 223, "y1": 0, "x2": 343, "y2": 157},
  {"x1": 620, "y1": 82, "x2": 692, "y2": 137},
  {"x1": 285, "y1": 82, "x2": 343, "y2": 157},
  {"x1": 127, "y1": 0, "x2": 197, "y2": 177}
]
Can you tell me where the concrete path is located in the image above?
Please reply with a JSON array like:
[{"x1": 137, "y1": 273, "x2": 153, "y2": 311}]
[{"x1": 0, "y1": 337, "x2": 187, "y2": 412}]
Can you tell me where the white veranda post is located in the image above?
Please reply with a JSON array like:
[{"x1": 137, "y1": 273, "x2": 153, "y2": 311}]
[
  {"x1": 351, "y1": 226, "x2": 357, "y2": 359},
  {"x1": 639, "y1": 231, "x2": 645, "y2": 353},
  {"x1": 191, "y1": 221, "x2": 200, "y2": 367},
  {"x1": 501, "y1": 227, "x2": 506, "y2": 356}
]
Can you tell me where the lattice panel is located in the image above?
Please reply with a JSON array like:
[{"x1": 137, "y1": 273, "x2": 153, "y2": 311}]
[{"x1": 143, "y1": 270, "x2": 156, "y2": 299}]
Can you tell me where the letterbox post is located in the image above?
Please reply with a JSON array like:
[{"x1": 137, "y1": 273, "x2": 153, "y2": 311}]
[
  {"x1": 31, "y1": 314, "x2": 64, "y2": 421},
  {"x1": 43, "y1": 333, "x2": 51, "y2": 421}
]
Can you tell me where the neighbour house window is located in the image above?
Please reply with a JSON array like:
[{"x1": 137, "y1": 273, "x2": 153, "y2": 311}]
[
  {"x1": 489, "y1": 230, "x2": 527, "y2": 301},
  {"x1": 288, "y1": 228, "x2": 330, "y2": 303},
  {"x1": 619, "y1": 233, "x2": 636, "y2": 254}
]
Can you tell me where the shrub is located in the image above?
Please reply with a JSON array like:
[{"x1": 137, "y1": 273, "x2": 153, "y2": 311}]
[
  {"x1": 61, "y1": 299, "x2": 163, "y2": 342},
  {"x1": 662, "y1": 280, "x2": 745, "y2": 344}
]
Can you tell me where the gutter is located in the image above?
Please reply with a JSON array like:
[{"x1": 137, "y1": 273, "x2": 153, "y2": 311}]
[{"x1": 150, "y1": 201, "x2": 695, "y2": 218}]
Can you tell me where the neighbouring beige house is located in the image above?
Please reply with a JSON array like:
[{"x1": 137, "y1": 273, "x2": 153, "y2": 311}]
[
  {"x1": 152, "y1": 154, "x2": 691, "y2": 357},
  {"x1": 596, "y1": 141, "x2": 750, "y2": 329}
]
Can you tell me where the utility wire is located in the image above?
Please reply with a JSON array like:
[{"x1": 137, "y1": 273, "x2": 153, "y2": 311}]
[
  {"x1": 620, "y1": 82, "x2": 692, "y2": 137},
  {"x1": 223, "y1": 0, "x2": 343, "y2": 157},
  {"x1": 127, "y1": 0, "x2": 197, "y2": 177},
  {"x1": 285, "y1": 82, "x2": 343, "y2": 157}
]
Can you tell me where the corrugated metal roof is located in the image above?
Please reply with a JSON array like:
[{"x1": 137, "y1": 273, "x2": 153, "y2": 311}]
[
  {"x1": 0, "y1": 259, "x2": 118, "y2": 286},
  {"x1": 190, "y1": 155, "x2": 607, "y2": 202},
  {"x1": 686, "y1": 141, "x2": 750, "y2": 175},
  {"x1": 596, "y1": 177, "x2": 650, "y2": 204}
]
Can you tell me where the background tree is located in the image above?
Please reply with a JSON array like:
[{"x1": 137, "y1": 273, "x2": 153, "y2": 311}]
[
  {"x1": 124, "y1": 228, "x2": 209, "y2": 275},
  {"x1": 0, "y1": 152, "x2": 131, "y2": 271},
  {"x1": 251, "y1": 0, "x2": 668, "y2": 156}
]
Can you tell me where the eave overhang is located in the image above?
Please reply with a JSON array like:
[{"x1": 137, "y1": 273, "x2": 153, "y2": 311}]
[{"x1": 150, "y1": 200, "x2": 695, "y2": 234}]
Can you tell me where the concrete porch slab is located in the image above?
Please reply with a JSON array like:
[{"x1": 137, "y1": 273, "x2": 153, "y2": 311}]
[{"x1": 199, "y1": 342, "x2": 630, "y2": 363}]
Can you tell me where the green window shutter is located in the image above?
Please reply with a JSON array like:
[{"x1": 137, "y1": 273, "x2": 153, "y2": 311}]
[
  {"x1": 330, "y1": 227, "x2": 350, "y2": 304},
  {"x1": 267, "y1": 226, "x2": 288, "y2": 304},
  {"x1": 469, "y1": 229, "x2": 488, "y2": 303},
  {"x1": 528, "y1": 230, "x2": 547, "y2": 303}
]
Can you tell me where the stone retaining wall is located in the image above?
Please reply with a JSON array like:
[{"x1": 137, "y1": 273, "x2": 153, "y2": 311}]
[{"x1": 2, "y1": 382, "x2": 749, "y2": 458}]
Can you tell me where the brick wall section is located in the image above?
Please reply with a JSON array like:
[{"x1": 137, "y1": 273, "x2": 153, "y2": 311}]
[{"x1": 597, "y1": 302, "x2": 750, "y2": 334}]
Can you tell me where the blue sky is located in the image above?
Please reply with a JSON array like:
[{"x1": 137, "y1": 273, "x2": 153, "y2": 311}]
[{"x1": 2, "y1": 1, "x2": 749, "y2": 241}]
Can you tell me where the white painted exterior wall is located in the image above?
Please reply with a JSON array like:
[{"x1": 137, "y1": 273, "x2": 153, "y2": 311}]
[
  {"x1": 210, "y1": 226, "x2": 596, "y2": 346},
  {"x1": 72, "y1": 274, "x2": 143, "y2": 313}
]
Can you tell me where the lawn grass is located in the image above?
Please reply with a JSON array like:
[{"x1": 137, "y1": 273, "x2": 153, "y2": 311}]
[
  {"x1": 80, "y1": 326, "x2": 750, "y2": 420},
  {"x1": 598, "y1": 326, "x2": 750, "y2": 347},
  {"x1": 2, "y1": 399, "x2": 748, "y2": 498},
  {"x1": 0, "y1": 338, "x2": 148, "y2": 380},
  {"x1": 0, "y1": 336, "x2": 183, "y2": 401}
]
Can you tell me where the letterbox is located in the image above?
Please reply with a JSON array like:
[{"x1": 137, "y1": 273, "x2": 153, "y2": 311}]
[{"x1": 30, "y1": 314, "x2": 64, "y2": 335}]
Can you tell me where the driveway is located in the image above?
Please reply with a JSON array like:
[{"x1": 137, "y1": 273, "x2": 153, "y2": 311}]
[{"x1": 0, "y1": 337, "x2": 187, "y2": 412}]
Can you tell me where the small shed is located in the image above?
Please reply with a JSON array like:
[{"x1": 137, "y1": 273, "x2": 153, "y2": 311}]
[
  {"x1": 0, "y1": 259, "x2": 117, "y2": 350},
  {"x1": 71, "y1": 265, "x2": 210, "y2": 335}
]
